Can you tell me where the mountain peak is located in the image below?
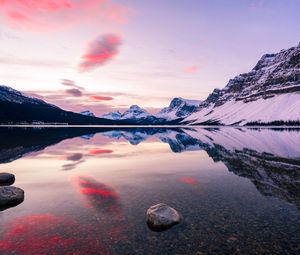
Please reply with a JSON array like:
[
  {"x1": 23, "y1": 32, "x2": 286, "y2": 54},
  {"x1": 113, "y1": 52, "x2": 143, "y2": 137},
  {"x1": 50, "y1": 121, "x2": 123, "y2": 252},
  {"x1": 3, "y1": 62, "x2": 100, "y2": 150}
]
[
  {"x1": 156, "y1": 97, "x2": 202, "y2": 120},
  {"x1": 129, "y1": 105, "x2": 143, "y2": 111},
  {"x1": 122, "y1": 105, "x2": 149, "y2": 119},
  {"x1": 185, "y1": 42, "x2": 300, "y2": 125}
]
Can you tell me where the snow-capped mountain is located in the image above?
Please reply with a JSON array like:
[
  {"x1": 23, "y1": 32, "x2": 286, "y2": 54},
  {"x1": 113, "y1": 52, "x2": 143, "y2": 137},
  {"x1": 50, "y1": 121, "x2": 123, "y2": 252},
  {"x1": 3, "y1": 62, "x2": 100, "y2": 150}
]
[
  {"x1": 101, "y1": 105, "x2": 155, "y2": 122},
  {"x1": 121, "y1": 105, "x2": 150, "y2": 119},
  {"x1": 184, "y1": 43, "x2": 300, "y2": 125},
  {"x1": 101, "y1": 111, "x2": 122, "y2": 120},
  {"x1": 156, "y1": 97, "x2": 202, "y2": 120},
  {"x1": 80, "y1": 110, "x2": 95, "y2": 117}
]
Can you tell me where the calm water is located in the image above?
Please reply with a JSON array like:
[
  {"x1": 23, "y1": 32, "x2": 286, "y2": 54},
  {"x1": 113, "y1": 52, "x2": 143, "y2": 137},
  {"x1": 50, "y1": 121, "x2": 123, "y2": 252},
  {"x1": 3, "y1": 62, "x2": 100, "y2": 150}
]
[{"x1": 0, "y1": 127, "x2": 299, "y2": 255}]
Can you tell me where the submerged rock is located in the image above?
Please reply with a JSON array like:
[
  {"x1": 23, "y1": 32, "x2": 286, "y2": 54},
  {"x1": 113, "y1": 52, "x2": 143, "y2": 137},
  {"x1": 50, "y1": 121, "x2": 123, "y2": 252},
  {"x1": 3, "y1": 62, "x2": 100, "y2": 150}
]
[
  {"x1": 0, "y1": 173, "x2": 15, "y2": 186},
  {"x1": 0, "y1": 186, "x2": 24, "y2": 210},
  {"x1": 146, "y1": 203, "x2": 181, "y2": 231}
]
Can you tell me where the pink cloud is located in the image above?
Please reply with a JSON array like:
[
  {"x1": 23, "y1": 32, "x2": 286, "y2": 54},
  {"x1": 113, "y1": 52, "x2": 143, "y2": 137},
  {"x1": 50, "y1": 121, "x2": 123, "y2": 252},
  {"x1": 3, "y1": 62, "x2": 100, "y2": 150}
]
[
  {"x1": 89, "y1": 95, "x2": 114, "y2": 101},
  {"x1": 0, "y1": 0, "x2": 133, "y2": 31},
  {"x1": 183, "y1": 65, "x2": 200, "y2": 73},
  {"x1": 79, "y1": 34, "x2": 122, "y2": 72}
]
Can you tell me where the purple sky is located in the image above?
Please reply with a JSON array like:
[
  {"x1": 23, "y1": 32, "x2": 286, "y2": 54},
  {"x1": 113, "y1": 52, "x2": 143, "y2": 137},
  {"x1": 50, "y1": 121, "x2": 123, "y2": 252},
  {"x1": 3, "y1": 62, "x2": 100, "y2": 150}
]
[{"x1": 0, "y1": 0, "x2": 299, "y2": 115}]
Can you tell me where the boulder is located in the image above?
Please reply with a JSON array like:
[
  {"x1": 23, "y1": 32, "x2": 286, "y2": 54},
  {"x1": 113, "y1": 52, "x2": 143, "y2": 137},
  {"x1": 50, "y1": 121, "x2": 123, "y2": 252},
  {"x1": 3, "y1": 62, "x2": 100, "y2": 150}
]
[
  {"x1": 0, "y1": 186, "x2": 24, "y2": 210},
  {"x1": 146, "y1": 203, "x2": 181, "y2": 231},
  {"x1": 0, "y1": 173, "x2": 15, "y2": 186}
]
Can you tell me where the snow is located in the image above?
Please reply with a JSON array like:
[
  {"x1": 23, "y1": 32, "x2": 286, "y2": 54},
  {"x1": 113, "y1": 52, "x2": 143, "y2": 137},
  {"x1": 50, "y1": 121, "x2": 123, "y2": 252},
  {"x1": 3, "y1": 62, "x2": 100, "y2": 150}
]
[
  {"x1": 120, "y1": 105, "x2": 150, "y2": 119},
  {"x1": 101, "y1": 105, "x2": 150, "y2": 120},
  {"x1": 101, "y1": 111, "x2": 122, "y2": 120},
  {"x1": 156, "y1": 97, "x2": 202, "y2": 120},
  {"x1": 186, "y1": 93, "x2": 300, "y2": 125}
]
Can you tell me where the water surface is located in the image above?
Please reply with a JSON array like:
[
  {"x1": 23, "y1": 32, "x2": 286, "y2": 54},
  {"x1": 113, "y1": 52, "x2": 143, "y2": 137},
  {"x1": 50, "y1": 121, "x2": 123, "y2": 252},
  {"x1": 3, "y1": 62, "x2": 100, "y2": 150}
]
[{"x1": 0, "y1": 127, "x2": 299, "y2": 254}]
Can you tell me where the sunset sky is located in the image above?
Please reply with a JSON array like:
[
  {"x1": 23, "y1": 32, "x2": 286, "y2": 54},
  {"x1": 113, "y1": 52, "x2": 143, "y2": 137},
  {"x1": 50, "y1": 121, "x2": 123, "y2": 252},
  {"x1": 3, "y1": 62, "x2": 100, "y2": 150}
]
[{"x1": 0, "y1": 0, "x2": 299, "y2": 115}]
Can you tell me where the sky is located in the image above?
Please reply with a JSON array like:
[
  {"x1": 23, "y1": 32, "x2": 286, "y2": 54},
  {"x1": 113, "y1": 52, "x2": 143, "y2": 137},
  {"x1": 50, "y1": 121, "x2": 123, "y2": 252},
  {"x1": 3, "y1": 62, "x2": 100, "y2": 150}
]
[{"x1": 0, "y1": 0, "x2": 300, "y2": 115}]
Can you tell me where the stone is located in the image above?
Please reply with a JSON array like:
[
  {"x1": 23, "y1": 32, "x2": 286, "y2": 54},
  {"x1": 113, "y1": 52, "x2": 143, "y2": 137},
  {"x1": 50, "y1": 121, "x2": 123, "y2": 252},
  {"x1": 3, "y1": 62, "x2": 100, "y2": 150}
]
[
  {"x1": 0, "y1": 173, "x2": 15, "y2": 186},
  {"x1": 0, "y1": 186, "x2": 24, "y2": 210},
  {"x1": 146, "y1": 203, "x2": 181, "y2": 231}
]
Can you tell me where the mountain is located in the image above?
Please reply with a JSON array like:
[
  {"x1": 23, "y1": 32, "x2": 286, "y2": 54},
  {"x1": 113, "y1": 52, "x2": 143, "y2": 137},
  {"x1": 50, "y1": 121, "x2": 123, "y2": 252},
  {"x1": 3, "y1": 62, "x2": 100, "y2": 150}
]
[
  {"x1": 0, "y1": 86, "x2": 124, "y2": 125},
  {"x1": 184, "y1": 43, "x2": 300, "y2": 125},
  {"x1": 101, "y1": 105, "x2": 150, "y2": 120},
  {"x1": 101, "y1": 111, "x2": 122, "y2": 120},
  {"x1": 80, "y1": 110, "x2": 95, "y2": 117},
  {"x1": 121, "y1": 105, "x2": 150, "y2": 119},
  {"x1": 156, "y1": 97, "x2": 202, "y2": 120},
  {"x1": 100, "y1": 105, "x2": 178, "y2": 125}
]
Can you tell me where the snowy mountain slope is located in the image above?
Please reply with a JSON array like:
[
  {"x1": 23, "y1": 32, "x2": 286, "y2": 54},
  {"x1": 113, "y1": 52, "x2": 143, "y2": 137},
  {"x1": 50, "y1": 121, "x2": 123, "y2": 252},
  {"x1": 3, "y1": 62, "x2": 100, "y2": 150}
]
[
  {"x1": 185, "y1": 93, "x2": 300, "y2": 125},
  {"x1": 101, "y1": 105, "x2": 151, "y2": 120},
  {"x1": 184, "y1": 42, "x2": 300, "y2": 125},
  {"x1": 101, "y1": 111, "x2": 122, "y2": 120},
  {"x1": 120, "y1": 105, "x2": 150, "y2": 119},
  {"x1": 156, "y1": 97, "x2": 202, "y2": 120},
  {"x1": 100, "y1": 105, "x2": 183, "y2": 124}
]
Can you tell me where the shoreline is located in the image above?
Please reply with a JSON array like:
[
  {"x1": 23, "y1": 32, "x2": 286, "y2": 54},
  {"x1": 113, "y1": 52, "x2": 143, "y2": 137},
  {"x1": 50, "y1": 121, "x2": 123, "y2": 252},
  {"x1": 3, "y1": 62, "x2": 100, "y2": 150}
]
[{"x1": 1, "y1": 124, "x2": 300, "y2": 129}]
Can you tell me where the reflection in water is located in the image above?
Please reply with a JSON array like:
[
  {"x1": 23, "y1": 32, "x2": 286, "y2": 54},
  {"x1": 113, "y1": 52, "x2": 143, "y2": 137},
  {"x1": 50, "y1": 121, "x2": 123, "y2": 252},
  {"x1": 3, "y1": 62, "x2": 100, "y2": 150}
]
[
  {"x1": 88, "y1": 149, "x2": 114, "y2": 155},
  {"x1": 0, "y1": 127, "x2": 300, "y2": 254},
  {"x1": 180, "y1": 176, "x2": 200, "y2": 186},
  {"x1": 1, "y1": 127, "x2": 298, "y2": 209},
  {"x1": 75, "y1": 176, "x2": 121, "y2": 214},
  {"x1": 0, "y1": 214, "x2": 110, "y2": 255}
]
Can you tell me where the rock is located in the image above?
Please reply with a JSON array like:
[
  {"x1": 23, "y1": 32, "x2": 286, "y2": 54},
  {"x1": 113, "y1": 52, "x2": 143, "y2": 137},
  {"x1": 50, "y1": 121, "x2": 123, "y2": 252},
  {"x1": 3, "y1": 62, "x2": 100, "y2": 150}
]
[
  {"x1": 0, "y1": 173, "x2": 15, "y2": 186},
  {"x1": 146, "y1": 203, "x2": 181, "y2": 231},
  {"x1": 0, "y1": 186, "x2": 24, "y2": 210}
]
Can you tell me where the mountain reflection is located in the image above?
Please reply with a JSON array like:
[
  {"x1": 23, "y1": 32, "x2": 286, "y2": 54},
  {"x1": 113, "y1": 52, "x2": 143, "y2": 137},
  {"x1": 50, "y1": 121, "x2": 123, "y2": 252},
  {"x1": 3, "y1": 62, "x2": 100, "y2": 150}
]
[{"x1": 0, "y1": 127, "x2": 299, "y2": 209}]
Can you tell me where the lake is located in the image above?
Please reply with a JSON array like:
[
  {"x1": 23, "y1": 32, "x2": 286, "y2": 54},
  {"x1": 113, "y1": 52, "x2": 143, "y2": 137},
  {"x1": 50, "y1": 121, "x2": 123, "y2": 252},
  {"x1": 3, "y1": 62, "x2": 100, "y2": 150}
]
[{"x1": 0, "y1": 127, "x2": 299, "y2": 254}]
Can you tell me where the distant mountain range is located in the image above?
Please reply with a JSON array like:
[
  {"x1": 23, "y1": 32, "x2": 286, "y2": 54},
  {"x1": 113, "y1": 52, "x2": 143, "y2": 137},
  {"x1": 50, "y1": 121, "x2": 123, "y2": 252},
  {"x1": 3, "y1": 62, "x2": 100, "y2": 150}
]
[
  {"x1": 0, "y1": 86, "x2": 125, "y2": 125},
  {"x1": 1, "y1": 42, "x2": 299, "y2": 125},
  {"x1": 99, "y1": 98, "x2": 201, "y2": 123}
]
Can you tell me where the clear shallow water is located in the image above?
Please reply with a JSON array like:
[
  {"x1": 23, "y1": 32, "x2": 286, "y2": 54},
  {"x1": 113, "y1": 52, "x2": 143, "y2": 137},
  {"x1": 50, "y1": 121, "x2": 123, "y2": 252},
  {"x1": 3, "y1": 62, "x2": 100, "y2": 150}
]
[{"x1": 0, "y1": 127, "x2": 299, "y2": 255}]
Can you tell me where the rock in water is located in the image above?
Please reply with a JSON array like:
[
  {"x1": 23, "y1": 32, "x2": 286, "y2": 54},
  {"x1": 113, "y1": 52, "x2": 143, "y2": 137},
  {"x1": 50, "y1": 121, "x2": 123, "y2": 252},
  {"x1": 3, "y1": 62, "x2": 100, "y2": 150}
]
[
  {"x1": 0, "y1": 173, "x2": 15, "y2": 186},
  {"x1": 0, "y1": 186, "x2": 24, "y2": 210},
  {"x1": 146, "y1": 203, "x2": 181, "y2": 231}
]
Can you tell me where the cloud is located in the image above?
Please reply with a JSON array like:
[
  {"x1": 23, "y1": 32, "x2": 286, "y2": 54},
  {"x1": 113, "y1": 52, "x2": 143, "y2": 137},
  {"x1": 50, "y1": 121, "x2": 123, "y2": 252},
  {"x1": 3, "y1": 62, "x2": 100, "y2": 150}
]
[
  {"x1": 0, "y1": 0, "x2": 133, "y2": 31},
  {"x1": 0, "y1": 56, "x2": 68, "y2": 68},
  {"x1": 183, "y1": 65, "x2": 200, "y2": 73},
  {"x1": 249, "y1": 0, "x2": 272, "y2": 13},
  {"x1": 65, "y1": 88, "x2": 82, "y2": 97},
  {"x1": 89, "y1": 95, "x2": 114, "y2": 101},
  {"x1": 61, "y1": 79, "x2": 85, "y2": 90},
  {"x1": 79, "y1": 34, "x2": 122, "y2": 72}
]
